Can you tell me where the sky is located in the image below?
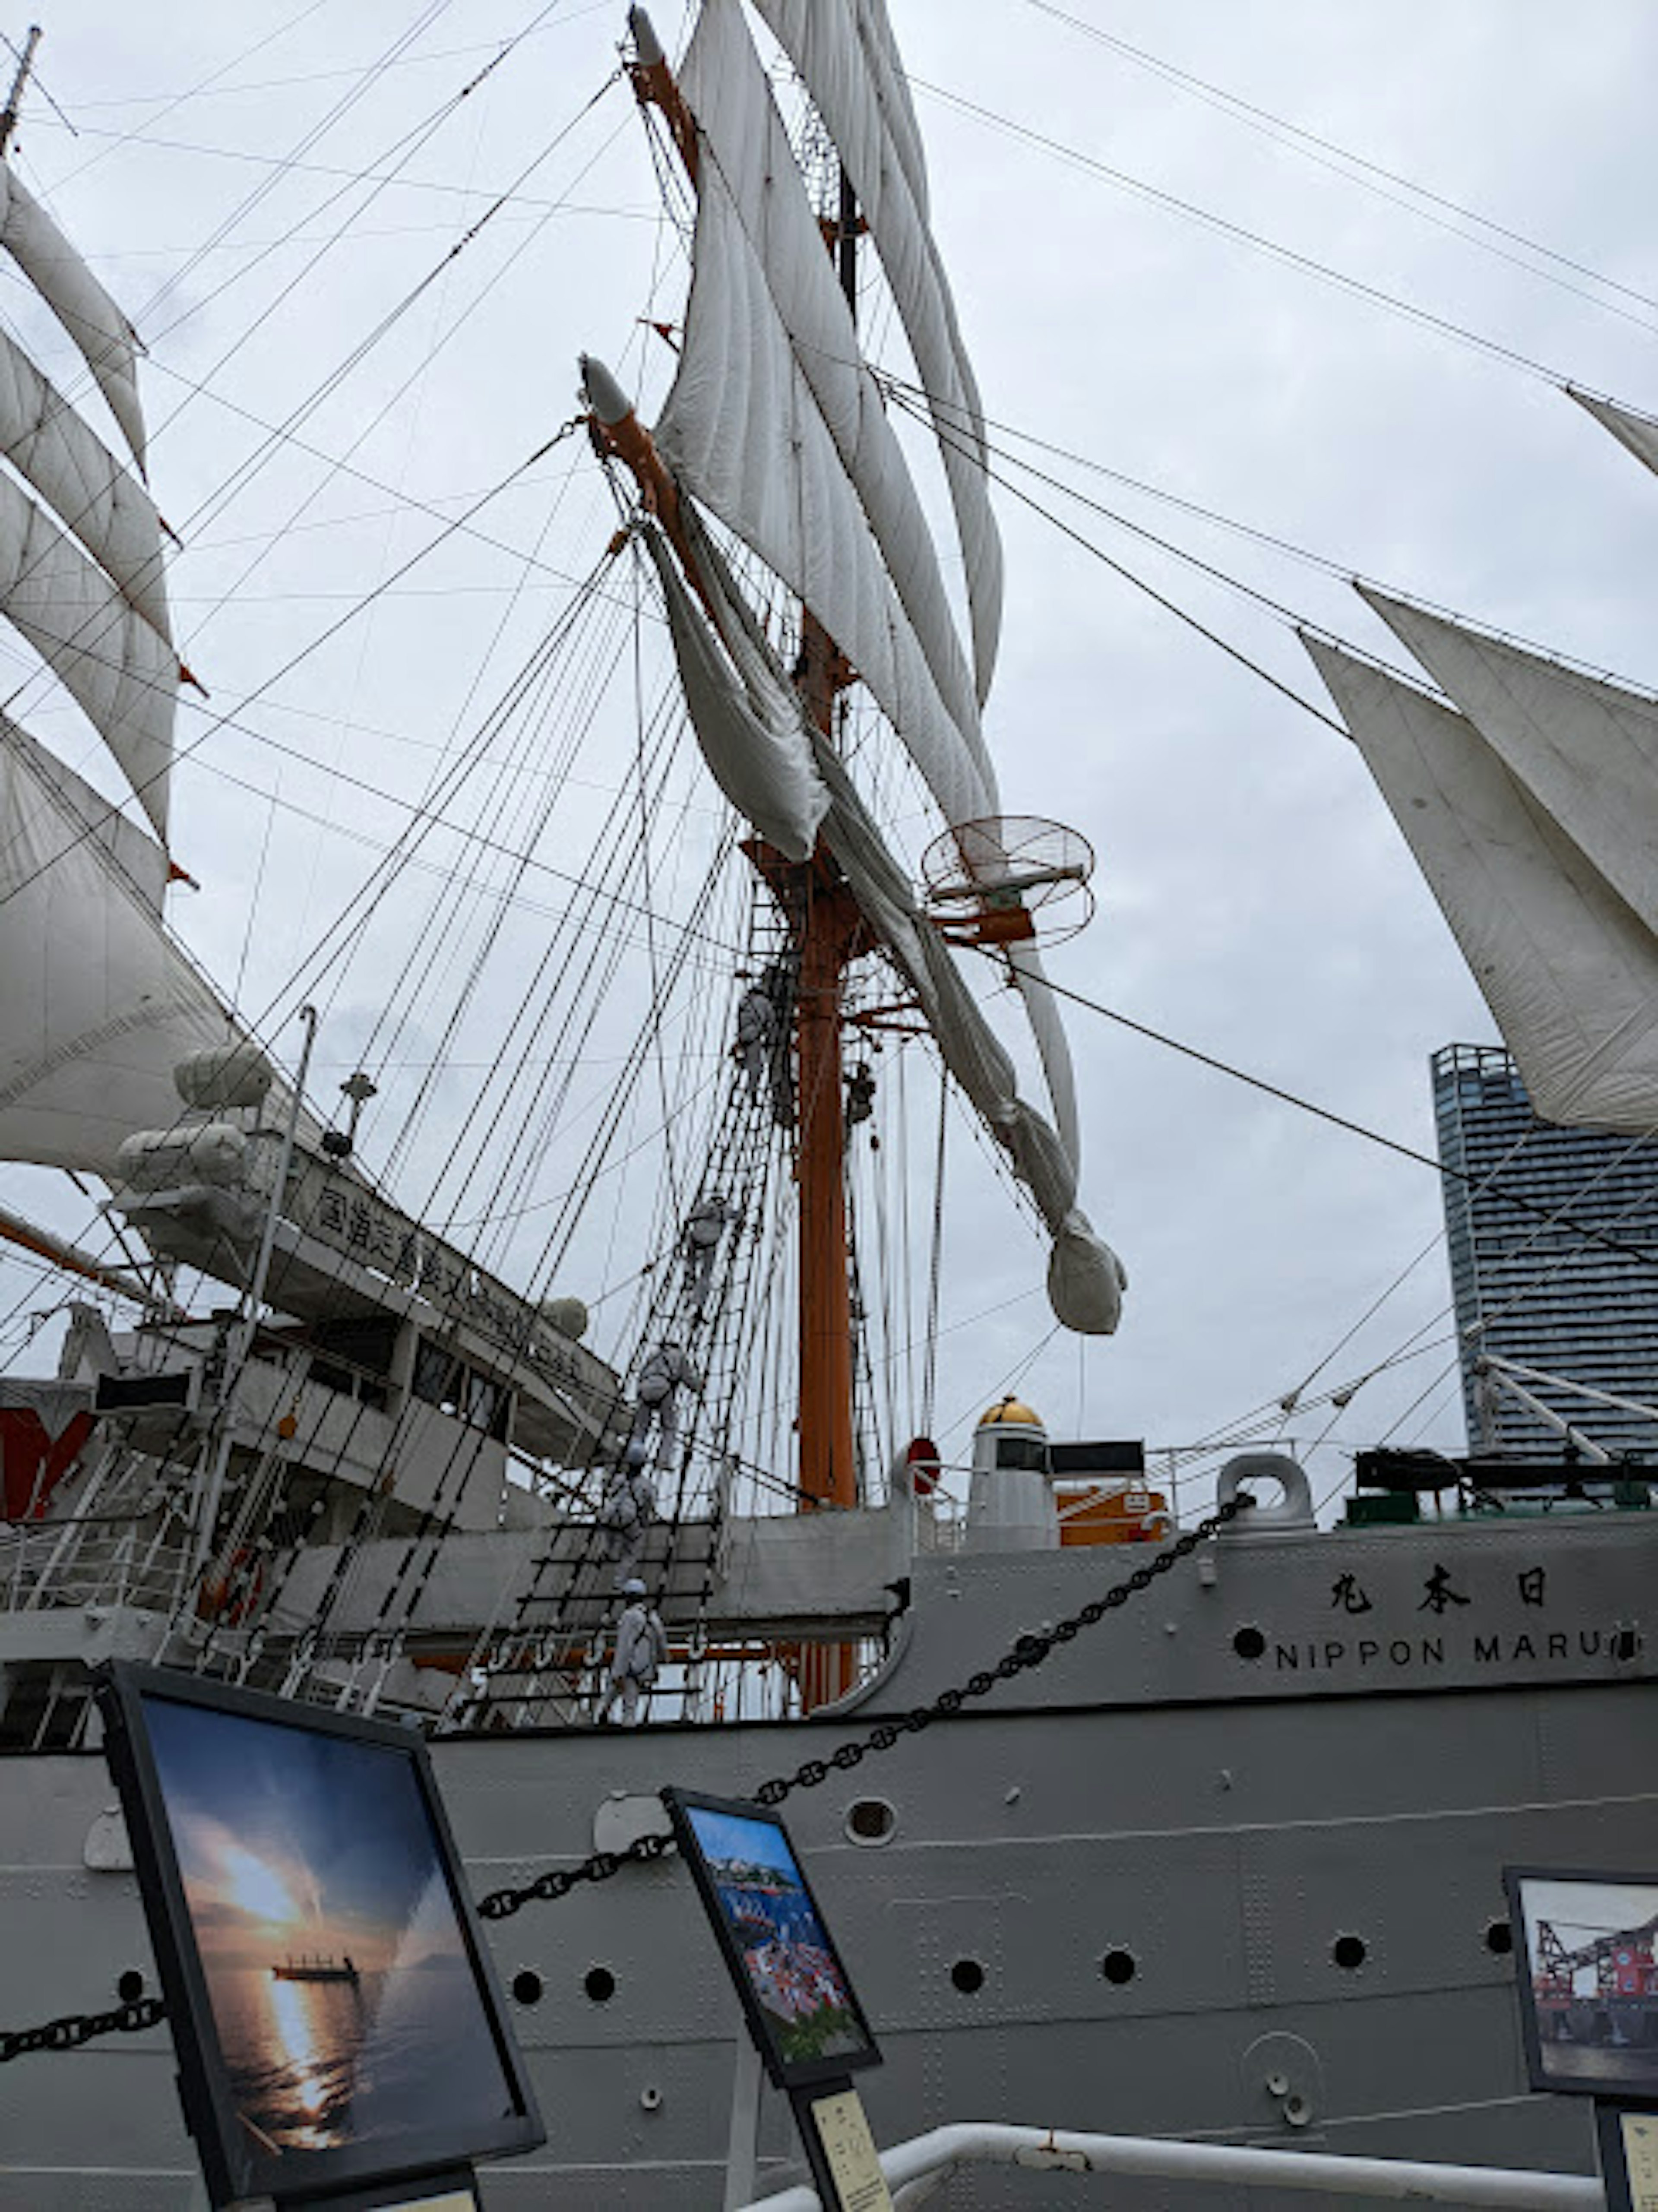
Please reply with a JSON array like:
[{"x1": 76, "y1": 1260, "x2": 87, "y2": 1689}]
[
  {"x1": 148, "y1": 1694, "x2": 464, "y2": 1970},
  {"x1": 688, "y1": 1803, "x2": 807, "y2": 1882},
  {"x1": 2, "y1": 0, "x2": 1656, "y2": 1522}
]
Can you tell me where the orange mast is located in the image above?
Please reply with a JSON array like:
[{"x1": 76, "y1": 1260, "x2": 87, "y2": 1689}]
[{"x1": 624, "y1": 18, "x2": 868, "y2": 1709}]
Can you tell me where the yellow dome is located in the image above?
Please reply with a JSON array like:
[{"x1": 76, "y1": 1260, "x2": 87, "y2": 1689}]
[{"x1": 978, "y1": 1396, "x2": 1043, "y2": 1429}]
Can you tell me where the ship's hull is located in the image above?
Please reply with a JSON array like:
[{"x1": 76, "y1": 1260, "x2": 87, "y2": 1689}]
[{"x1": 1, "y1": 1512, "x2": 1648, "y2": 2208}]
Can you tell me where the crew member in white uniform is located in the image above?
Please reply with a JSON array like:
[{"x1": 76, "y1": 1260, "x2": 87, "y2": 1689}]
[
  {"x1": 630, "y1": 1337, "x2": 700, "y2": 1469},
  {"x1": 596, "y1": 1580, "x2": 668, "y2": 1726},
  {"x1": 597, "y1": 1439, "x2": 658, "y2": 1588}
]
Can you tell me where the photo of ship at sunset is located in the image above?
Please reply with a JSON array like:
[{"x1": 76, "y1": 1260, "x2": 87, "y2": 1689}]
[
  {"x1": 686, "y1": 1806, "x2": 872, "y2": 2071},
  {"x1": 144, "y1": 1695, "x2": 519, "y2": 2158}
]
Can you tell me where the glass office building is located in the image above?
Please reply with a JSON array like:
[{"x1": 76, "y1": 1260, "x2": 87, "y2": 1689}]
[{"x1": 1433, "y1": 1043, "x2": 1658, "y2": 1461}]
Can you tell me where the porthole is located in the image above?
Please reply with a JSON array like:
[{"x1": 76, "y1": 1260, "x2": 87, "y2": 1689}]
[
  {"x1": 845, "y1": 1797, "x2": 897, "y2": 1846},
  {"x1": 584, "y1": 1965, "x2": 617, "y2": 2003},
  {"x1": 949, "y1": 1957, "x2": 985, "y2": 1996},
  {"x1": 1232, "y1": 1627, "x2": 1266, "y2": 1661},
  {"x1": 1100, "y1": 1949, "x2": 1137, "y2": 1986},
  {"x1": 116, "y1": 1969, "x2": 145, "y2": 2004},
  {"x1": 1332, "y1": 1934, "x2": 1367, "y2": 1972},
  {"x1": 1485, "y1": 1918, "x2": 1513, "y2": 1957},
  {"x1": 511, "y1": 1969, "x2": 544, "y2": 2005}
]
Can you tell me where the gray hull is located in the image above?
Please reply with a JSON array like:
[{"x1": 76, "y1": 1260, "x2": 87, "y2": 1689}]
[{"x1": 1, "y1": 1513, "x2": 1647, "y2": 2207}]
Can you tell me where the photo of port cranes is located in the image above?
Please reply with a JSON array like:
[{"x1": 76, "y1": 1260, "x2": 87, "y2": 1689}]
[{"x1": 1533, "y1": 1894, "x2": 1658, "y2": 2054}]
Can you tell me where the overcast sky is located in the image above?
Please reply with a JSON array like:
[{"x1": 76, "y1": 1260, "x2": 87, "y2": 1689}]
[{"x1": 3, "y1": 0, "x2": 1656, "y2": 1520}]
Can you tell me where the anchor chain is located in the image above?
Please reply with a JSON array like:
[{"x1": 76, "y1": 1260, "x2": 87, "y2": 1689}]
[
  {"x1": 0, "y1": 1996, "x2": 167, "y2": 2065},
  {"x1": 473, "y1": 1491, "x2": 1253, "y2": 1919},
  {"x1": 0, "y1": 1491, "x2": 1253, "y2": 2043}
]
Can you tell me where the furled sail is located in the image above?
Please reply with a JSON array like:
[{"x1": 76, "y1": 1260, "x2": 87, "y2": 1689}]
[
  {"x1": 639, "y1": 519, "x2": 829, "y2": 861},
  {"x1": 0, "y1": 162, "x2": 148, "y2": 472},
  {"x1": 0, "y1": 325, "x2": 170, "y2": 637},
  {"x1": 652, "y1": 0, "x2": 1082, "y2": 1167},
  {"x1": 658, "y1": 0, "x2": 995, "y2": 827},
  {"x1": 1569, "y1": 386, "x2": 1658, "y2": 482},
  {"x1": 646, "y1": 516, "x2": 1122, "y2": 1330},
  {"x1": 1305, "y1": 624, "x2": 1658, "y2": 1130},
  {"x1": 751, "y1": 0, "x2": 1005, "y2": 702},
  {"x1": 0, "y1": 717, "x2": 231, "y2": 1179},
  {"x1": 0, "y1": 468, "x2": 177, "y2": 840},
  {"x1": 814, "y1": 739, "x2": 1122, "y2": 1332}
]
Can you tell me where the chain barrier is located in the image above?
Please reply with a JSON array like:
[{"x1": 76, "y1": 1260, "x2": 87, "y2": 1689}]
[
  {"x1": 0, "y1": 1996, "x2": 166, "y2": 2065},
  {"x1": 0, "y1": 1491, "x2": 1252, "y2": 2047},
  {"x1": 473, "y1": 1490, "x2": 1253, "y2": 1920}
]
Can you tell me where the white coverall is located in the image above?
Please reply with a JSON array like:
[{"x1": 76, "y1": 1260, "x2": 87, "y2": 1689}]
[
  {"x1": 598, "y1": 1462, "x2": 658, "y2": 1588},
  {"x1": 630, "y1": 1341, "x2": 701, "y2": 1469},
  {"x1": 596, "y1": 1599, "x2": 668, "y2": 1726},
  {"x1": 680, "y1": 1193, "x2": 737, "y2": 1319},
  {"x1": 734, "y1": 987, "x2": 776, "y2": 1100}
]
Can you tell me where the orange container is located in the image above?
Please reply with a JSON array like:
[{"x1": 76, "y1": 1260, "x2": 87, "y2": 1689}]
[{"x1": 1056, "y1": 1483, "x2": 1170, "y2": 1546}]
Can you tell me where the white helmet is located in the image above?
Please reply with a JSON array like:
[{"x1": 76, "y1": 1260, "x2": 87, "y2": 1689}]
[{"x1": 622, "y1": 1577, "x2": 648, "y2": 1596}]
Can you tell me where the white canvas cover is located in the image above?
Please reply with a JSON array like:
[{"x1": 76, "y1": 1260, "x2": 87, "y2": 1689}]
[
  {"x1": 0, "y1": 325, "x2": 170, "y2": 636},
  {"x1": 0, "y1": 467, "x2": 176, "y2": 839},
  {"x1": 1360, "y1": 587, "x2": 1658, "y2": 940},
  {"x1": 0, "y1": 164, "x2": 147, "y2": 472},
  {"x1": 0, "y1": 718, "x2": 231, "y2": 1179},
  {"x1": 638, "y1": 519, "x2": 829, "y2": 861},
  {"x1": 1305, "y1": 633, "x2": 1658, "y2": 1130},
  {"x1": 1569, "y1": 386, "x2": 1658, "y2": 482},
  {"x1": 751, "y1": 0, "x2": 1005, "y2": 701},
  {"x1": 661, "y1": 0, "x2": 995, "y2": 826},
  {"x1": 809, "y1": 738, "x2": 1123, "y2": 1332}
]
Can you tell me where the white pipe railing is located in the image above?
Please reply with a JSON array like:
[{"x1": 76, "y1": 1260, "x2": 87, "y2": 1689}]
[{"x1": 738, "y1": 2121, "x2": 1604, "y2": 2211}]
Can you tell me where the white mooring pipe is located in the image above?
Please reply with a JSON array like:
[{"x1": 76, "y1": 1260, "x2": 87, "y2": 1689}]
[{"x1": 738, "y1": 2120, "x2": 1604, "y2": 2211}]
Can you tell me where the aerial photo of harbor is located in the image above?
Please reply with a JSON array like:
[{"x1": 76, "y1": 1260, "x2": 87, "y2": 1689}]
[
  {"x1": 686, "y1": 1805, "x2": 871, "y2": 2070},
  {"x1": 144, "y1": 1695, "x2": 518, "y2": 2156}
]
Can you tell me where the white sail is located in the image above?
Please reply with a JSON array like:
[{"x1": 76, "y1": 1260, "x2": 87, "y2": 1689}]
[
  {"x1": 810, "y1": 740, "x2": 1123, "y2": 1331},
  {"x1": 751, "y1": 0, "x2": 1005, "y2": 702},
  {"x1": 0, "y1": 718, "x2": 230, "y2": 1179},
  {"x1": 1359, "y1": 586, "x2": 1658, "y2": 940},
  {"x1": 661, "y1": 0, "x2": 995, "y2": 822},
  {"x1": 0, "y1": 162, "x2": 147, "y2": 473},
  {"x1": 0, "y1": 468, "x2": 177, "y2": 840},
  {"x1": 639, "y1": 521, "x2": 829, "y2": 861},
  {"x1": 1304, "y1": 634, "x2": 1658, "y2": 1130},
  {"x1": 649, "y1": 508, "x2": 1119, "y2": 1326},
  {"x1": 1569, "y1": 386, "x2": 1658, "y2": 482},
  {"x1": 0, "y1": 325, "x2": 170, "y2": 637}
]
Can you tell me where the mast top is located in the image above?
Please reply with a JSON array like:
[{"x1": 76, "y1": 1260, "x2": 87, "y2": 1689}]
[{"x1": 0, "y1": 27, "x2": 42, "y2": 159}]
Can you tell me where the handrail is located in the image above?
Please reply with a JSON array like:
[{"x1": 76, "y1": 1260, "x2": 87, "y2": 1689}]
[{"x1": 738, "y1": 2121, "x2": 1603, "y2": 2210}]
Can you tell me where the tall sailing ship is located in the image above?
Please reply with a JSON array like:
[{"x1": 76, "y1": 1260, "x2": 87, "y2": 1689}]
[{"x1": 2, "y1": 3, "x2": 1657, "y2": 2204}]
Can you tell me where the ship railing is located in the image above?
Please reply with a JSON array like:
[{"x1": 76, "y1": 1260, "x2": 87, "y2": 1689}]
[
  {"x1": 2, "y1": 1446, "x2": 192, "y2": 1616},
  {"x1": 737, "y1": 2120, "x2": 1602, "y2": 2210},
  {"x1": 2, "y1": 1519, "x2": 196, "y2": 1617}
]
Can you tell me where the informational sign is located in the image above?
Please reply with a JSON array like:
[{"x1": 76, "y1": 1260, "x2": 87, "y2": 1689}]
[
  {"x1": 807, "y1": 2088, "x2": 894, "y2": 2212},
  {"x1": 1504, "y1": 1866, "x2": 1658, "y2": 2100},
  {"x1": 98, "y1": 1662, "x2": 542, "y2": 2210},
  {"x1": 661, "y1": 1787, "x2": 880, "y2": 2091},
  {"x1": 1620, "y1": 2114, "x2": 1658, "y2": 2212}
]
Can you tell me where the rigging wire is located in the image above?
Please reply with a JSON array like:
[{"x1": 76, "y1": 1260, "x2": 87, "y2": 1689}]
[
  {"x1": 1019, "y1": 0, "x2": 1658, "y2": 333},
  {"x1": 994, "y1": 955, "x2": 1658, "y2": 1272},
  {"x1": 911, "y1": 74, "x2": 1573, "y2": 388},
  {"x1": 883, "y1": 366, "x2": 1658, "y2": 710}
]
